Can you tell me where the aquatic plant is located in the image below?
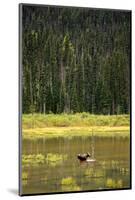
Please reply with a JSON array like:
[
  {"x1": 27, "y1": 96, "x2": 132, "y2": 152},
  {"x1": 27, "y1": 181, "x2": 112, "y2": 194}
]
[
  {"x1": 117, "y1": 179, "x2": 123, "y2": 188},
  {"x1": 84, "y1": 168, "x2": 94, "y2": 177},
  {"x1": 22, "y1": 172, "x2": 28, "y2": 180},
  {"x1": 61, "y1": 177, "x2": 81, "y2": 191},
  {"x1": 120, "y1": 167, "x2": 129, "y2": 175},
  {"x1": 22, "y1": 153, "x2": 68, "y2": 167},
  {"x1": 22, "y1": 171, "x2": 28, "y2": 186},
  {"x1": 61, "y1": 185, "x2": 81, "y2": 192},
  {"x1": 85, "y1": 168, "x2": 104, "y2": 178},
  {"x1": 46, "y1": 153, "x2": 67, "y2": 166},
  {"x1": 22, "y1": 154, "x2": 45, "y2": 166},
  {"x1": 106, "y1": 178, "x2": 123, "y2": 188},
  {"x1": 61, "y1": 177, "x2": 76, "y2": 185},
  {"x1": 106, "y1": 178, "x2": 115, "y2": 188},
  {"x1": 22, "y1": 180, "x2": 28, "y2": 186}
]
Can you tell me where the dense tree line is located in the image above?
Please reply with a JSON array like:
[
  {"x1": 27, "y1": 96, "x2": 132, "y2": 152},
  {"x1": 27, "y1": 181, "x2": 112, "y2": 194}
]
[{"x1": 22, "y1": 5, "x2": 131, "y2": 114}]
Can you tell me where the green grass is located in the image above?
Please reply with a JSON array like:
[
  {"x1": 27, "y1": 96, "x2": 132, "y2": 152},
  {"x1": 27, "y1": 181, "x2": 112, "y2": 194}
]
[
  {"x1": 22, "y1": 113, "x2": 130, "y2": 129},
  {"x1": 22, "y1": 113, "x2": 130, "y2": 139}
]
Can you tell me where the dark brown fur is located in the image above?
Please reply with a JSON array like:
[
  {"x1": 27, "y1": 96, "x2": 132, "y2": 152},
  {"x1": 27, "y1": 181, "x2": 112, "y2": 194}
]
[{"x1": 77, "y1": 152, "x2": 91, "y2": 161}]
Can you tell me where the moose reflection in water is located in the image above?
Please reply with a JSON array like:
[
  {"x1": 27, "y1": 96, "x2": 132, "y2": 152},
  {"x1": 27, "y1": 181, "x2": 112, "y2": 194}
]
[{"x1": 22, "y1": 135, "x2": 130, "y2": 194}]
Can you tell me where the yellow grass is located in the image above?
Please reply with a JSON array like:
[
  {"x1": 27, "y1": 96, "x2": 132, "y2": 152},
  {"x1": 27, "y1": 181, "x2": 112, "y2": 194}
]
[{"x1": 22, "y1": 126, "x2": 130, "y2": 139}]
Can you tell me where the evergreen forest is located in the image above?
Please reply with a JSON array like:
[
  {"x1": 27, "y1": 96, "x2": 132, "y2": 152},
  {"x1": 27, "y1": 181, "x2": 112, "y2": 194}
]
[{"x1": 22, "y1": 5, "x2": 131, "y2": 115}]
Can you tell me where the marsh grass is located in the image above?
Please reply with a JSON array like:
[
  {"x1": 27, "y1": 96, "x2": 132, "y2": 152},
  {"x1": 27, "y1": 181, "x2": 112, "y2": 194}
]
[
  {"x1": 22, "y1": 126, "x2": 129, "y2": 140},
  {"x1": 22, "y1": 113, "x2": 130, "y2": 139},
  {"x1": 22, "y1": 113, "x2": 129, "y2": 129}
]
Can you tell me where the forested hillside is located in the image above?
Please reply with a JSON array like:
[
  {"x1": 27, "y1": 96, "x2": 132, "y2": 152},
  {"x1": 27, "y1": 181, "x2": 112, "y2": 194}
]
[{"x1": 22, "y1": 5, "x2": 131, "y2": 114}]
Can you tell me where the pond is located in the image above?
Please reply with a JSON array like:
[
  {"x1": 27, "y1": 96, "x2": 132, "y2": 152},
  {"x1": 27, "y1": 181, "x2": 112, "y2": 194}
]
[{"x1": 21, "y1": 135, "x2": 130, "y2": 194}]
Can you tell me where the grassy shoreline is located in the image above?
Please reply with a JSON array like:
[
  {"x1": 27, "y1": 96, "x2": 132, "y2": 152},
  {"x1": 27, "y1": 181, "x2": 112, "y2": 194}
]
[
  {"x1": 23, "y1": 113, "x2": 130, "y2": 128},
  {"x1": 23, "y1": 126, "x2": 129, "y2": 139},
  {"x1": 22, "y1": 113, "x2": 130, "y2": 139}
]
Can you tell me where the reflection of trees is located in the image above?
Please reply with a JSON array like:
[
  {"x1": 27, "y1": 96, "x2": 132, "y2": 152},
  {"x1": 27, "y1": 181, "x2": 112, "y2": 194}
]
[
  {"x1": 22, "y1": 136, "x2": 130, "y2": 193},
  {"x1": 85, "y1": 167, "x2": 105, "y2": 178},
  {"x1": 22, "y1": 157, "x2": 129, "y2": 193},
  {"x1": 100, "y1": 160, "x2": 129, "y2": 177}
]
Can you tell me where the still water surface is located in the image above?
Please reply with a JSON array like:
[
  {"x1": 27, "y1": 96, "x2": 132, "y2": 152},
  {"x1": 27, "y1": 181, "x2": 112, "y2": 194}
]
[{"x1": 22, "y1": 135, "x2": 130, "y2": 194}]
